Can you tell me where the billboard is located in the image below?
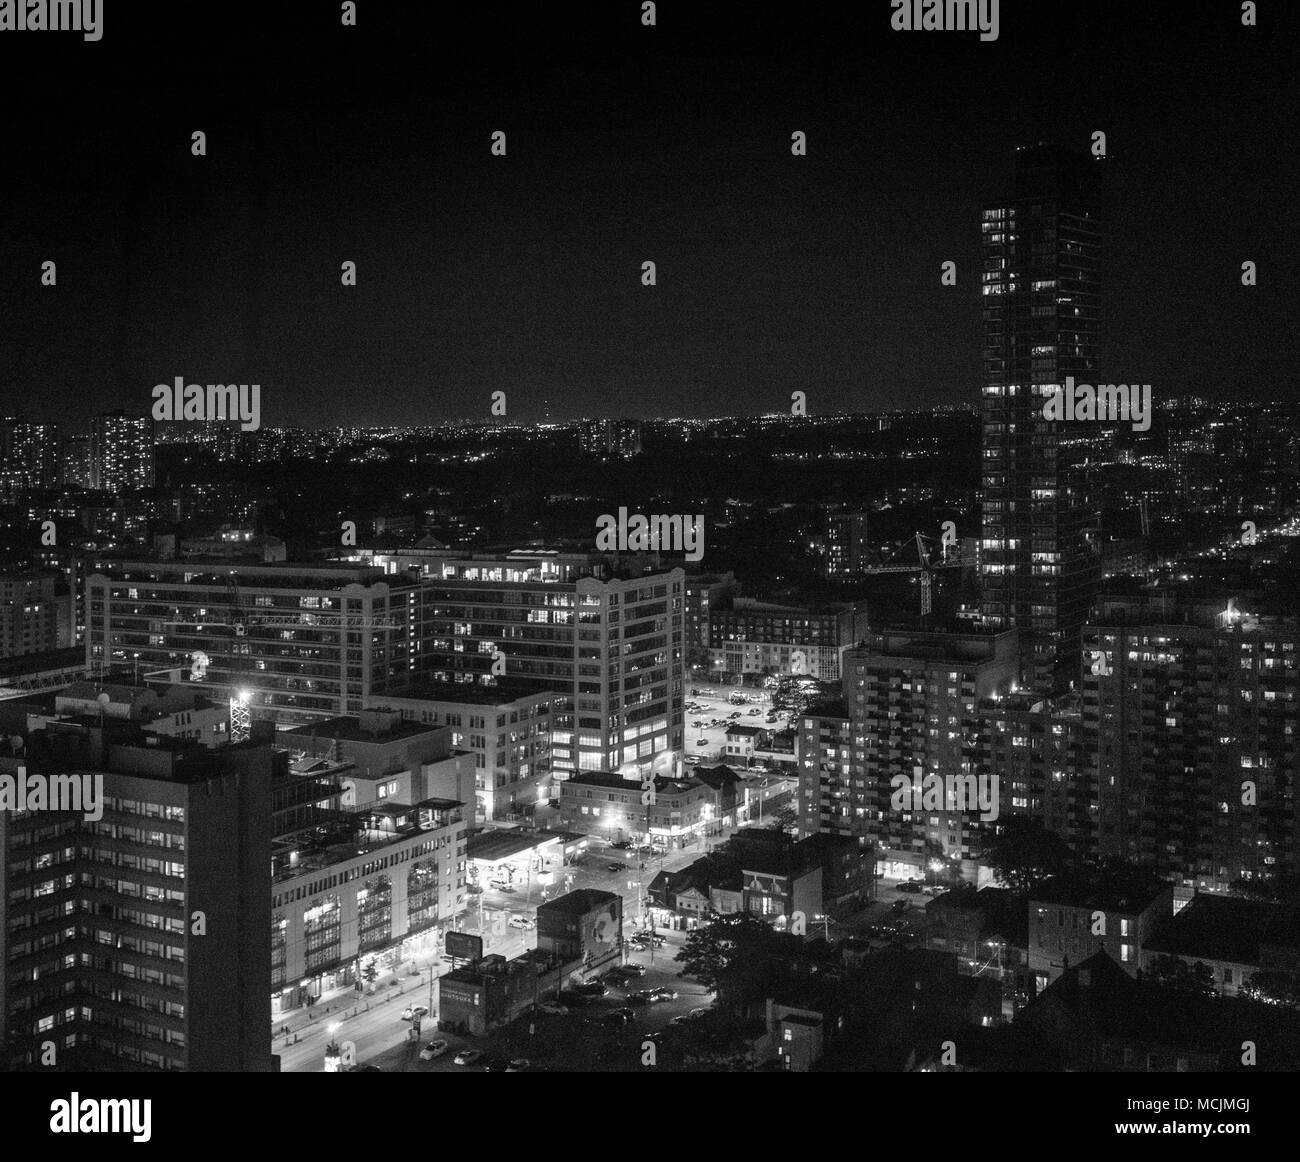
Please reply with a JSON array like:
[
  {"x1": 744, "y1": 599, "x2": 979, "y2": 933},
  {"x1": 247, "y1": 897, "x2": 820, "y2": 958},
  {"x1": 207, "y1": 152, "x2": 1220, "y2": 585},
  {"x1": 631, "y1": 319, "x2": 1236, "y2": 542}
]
[{"x1": 445, "y1": 931, "x2": 484, "y2": 962}]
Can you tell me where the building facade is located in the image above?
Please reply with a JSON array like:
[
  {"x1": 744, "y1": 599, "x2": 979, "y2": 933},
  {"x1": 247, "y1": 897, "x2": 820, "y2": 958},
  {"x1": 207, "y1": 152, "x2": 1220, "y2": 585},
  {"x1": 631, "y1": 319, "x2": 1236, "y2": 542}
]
[{"x1": 979, "y1": 144, "x2": 1103, "y2": 692}]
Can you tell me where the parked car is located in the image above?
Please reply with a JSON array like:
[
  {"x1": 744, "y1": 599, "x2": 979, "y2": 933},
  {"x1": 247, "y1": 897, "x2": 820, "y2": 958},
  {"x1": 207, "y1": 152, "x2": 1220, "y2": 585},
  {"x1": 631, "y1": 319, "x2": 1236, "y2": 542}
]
[
  {"x1": 453, "y1": 1048, "x2": 484, "y2": 1066},
  {"x1": 419, "y1": 1039, "x2": 449, "y2": 1061},
  {"x1": 626, "y1": 991, "x2": 653, "y2": 1006},
  {"x1": 401, "y1": 1005, "x2": 429, "y2": 1022},
  {"x1": 620, "y1": 962, "x2": 648, "y2": 977},
  {"x1": 506, "y1": 1059, "x2": 531, "y2": 1072},
  {"x1": 573, "y1": 981, "x2": 608, "y2": 997},
  {"x1": 649, "y1": 987, "x2": 678, "y2": 1001},
  {"x1": 483, "y1": 1056, "x2": 511, "y2": 1072},
  {"x1": 749, "y1": 708, "x2": 762, "y2": 715},
  {"x1": 687, "y1": 1006, "x2": 711, "y2": 1020},
  {"x1": 897, "y1": 881, "x2": 922, "y2": 894},
  {"x1": 537, "y1": 1001, "x2": 569, "y2": 1016},
  {"x1": 559, "y1": 990, "x2": 592, "y2": 1006}
]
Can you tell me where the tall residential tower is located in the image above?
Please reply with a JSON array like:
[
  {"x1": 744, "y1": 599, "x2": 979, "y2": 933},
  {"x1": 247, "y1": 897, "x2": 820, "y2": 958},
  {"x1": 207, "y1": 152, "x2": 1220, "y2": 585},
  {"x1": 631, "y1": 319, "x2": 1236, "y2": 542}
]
[{"x1": 979, "y1": 145, "x2": 1103, "y2": 692}]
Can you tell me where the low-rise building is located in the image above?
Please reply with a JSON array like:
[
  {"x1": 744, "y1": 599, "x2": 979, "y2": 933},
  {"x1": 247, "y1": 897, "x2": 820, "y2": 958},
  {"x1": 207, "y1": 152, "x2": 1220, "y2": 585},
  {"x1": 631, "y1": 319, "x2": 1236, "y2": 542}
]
[
  {"x1": 536, "y1": 888, "x2": 623, "y2": 976},
  {"x1": 281, "y1": 709, "x2": 475, "y2": 810},
  {"x1": 1141, "y1": 894, "x2": 1300, "y2": 998},
  {"x1": 558, "y1": 769, "x2": 720, "y2": 851},
  {"x1": 438, "y1": 950, "x2": 564, "y2": 1036},
  {"x1": 1028, "y1": 876, "x2": 1175, "y2": 991}
]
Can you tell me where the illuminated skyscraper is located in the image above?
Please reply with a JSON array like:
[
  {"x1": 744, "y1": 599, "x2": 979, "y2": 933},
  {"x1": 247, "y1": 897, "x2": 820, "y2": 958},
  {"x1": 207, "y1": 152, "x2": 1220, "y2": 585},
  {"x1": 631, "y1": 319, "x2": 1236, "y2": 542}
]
[
  {"x1": 979, "y1": 145, "x2": 1103, "y2": 692},
  {"x1": 89, "y1": 410, "x2": 155, "y2": 493}
]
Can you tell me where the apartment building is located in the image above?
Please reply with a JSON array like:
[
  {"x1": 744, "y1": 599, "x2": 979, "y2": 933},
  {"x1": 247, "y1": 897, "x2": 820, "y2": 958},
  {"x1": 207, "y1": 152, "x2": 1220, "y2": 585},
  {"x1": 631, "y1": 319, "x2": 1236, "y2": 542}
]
[
  {"x1": 798, "y1": 628, "x2": 1018, "y2": 881},
  {"x1": 1083, "y1": 593, "x2": 1300, "y2": 889},
  {"x1": 410, "y1": 551, "x2": 685, "y2": 778},
  {"x1": 84, "y1": 559, "x2": 424, "y2": 725},
  {"x1": 0, "y1": 724, "x2": 273, "y2": 1072}
]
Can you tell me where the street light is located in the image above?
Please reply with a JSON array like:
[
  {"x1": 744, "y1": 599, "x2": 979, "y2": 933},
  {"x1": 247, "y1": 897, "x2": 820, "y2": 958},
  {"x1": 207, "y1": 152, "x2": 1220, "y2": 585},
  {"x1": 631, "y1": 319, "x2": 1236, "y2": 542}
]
[{"x1": 324, "y1": 1022, "x2": 343, "y2": 1072}]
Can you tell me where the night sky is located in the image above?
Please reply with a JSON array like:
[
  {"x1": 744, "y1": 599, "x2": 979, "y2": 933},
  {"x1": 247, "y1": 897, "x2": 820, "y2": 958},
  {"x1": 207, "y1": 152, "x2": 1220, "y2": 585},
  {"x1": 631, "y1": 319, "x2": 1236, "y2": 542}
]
[{"x1": 1, "y1": 0, "x2": 1294, "y2": 429}]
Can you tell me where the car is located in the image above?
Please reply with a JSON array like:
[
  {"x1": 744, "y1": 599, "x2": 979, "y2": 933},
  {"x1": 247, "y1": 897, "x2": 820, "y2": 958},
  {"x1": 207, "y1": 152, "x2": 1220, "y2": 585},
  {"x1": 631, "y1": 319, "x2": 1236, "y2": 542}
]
[
  {"x1": 401, "y1": 1004, "x2": 430, "y2": 1022},
  {"x1": 419, "y1": 1039, "x2": 449, "y2": 1060},
  {"x1": 620, "y1": 962, "x2": 648, "y2": 977},
  {"x1": 695, "y1": 739, "x2": 709, "y2": 747},
  {"x1": 537, "y1": 1000, "x2": 569, "y2": 1015},
  {"x1": 668, "y1": 1014, "x2": 692, "y2": 1027},
  {"x1": 690, "y1": 688, "x2": 702, "y2": 695},
  {"x1": 573, "y1": 981, "x2": 607, "y2": 997},
  {"x1": 506, "y1": 1058, "x2": 531, "y2": 1072},
  {"x1": 454, "y1": 1049, "x2": 484, "y2": 1066},
  {"x1": 595, "y1": 1011, "x2": 631, "y2": 1028},
  {"x1": 897, "y1": 881, "x2": 922, "y2": 894},
  {"x1": 483, "y1": 1056, "x2": 511, "y2": 1072},
  {"x1": 559, "y1": 990, "x2": 592, "y2": 1006},
  {"x1": 611, "y1": 840, "x2": 631, "y2": 849},
  {"x1": 347, "y1": 1063, "x2": 383, "y2": 1072},
  {"x1": 508, "y1": 915, "x2": 536, "y2": 929},
  {"x1": 649, "y1": 987, "x2": 678, "y2": 1001},
  {"x1": 749, "y1": 708, "x2": 761, "y2": 715},
  {"x1": 685, "y1": 755, "x2": 702, "y2": 765},
  {"x1": 606, "y1": 861, "x2": 627, "y2": 872},
  {"x1": 633, "y1": 934, "x2": 665, "y2": 948},
  {"x1": 687, "y1": 1006, "x2": 711, "y2": 1021},
  {"x1": 891, "y1": 898, "x2": 910, "y2": 914},
  {"x1": 626, "y1": 991, "x2": 652, "y2": 1005}
]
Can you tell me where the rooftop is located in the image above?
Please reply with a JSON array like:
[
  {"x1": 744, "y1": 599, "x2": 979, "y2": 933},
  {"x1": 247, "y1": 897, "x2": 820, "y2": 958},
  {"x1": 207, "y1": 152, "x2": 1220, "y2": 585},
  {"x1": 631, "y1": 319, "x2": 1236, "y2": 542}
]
[
  {"x1": 467, "y1": 828, "x2": 561, "y2": 863},
  {"x1": 537, "y1": 888, "x2": 620, "y2": 916},
  {"x1": 1145, "y1": 894, "x2": 1300, "y2": 964},
  {"x1": 376, "y1": 681, "x2": 555, "y2": 707},
  {"x1": 280, "y1": 715, "x2": 444, "y2": 745}
]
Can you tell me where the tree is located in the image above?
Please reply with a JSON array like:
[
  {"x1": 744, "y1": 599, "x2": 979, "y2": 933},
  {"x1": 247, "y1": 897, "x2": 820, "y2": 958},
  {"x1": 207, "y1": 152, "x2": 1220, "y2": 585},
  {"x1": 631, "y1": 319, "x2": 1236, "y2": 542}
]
[
  {"x1": 770, "y1": 804, "x2": 798, "y2": 833},
  {"x1": 1139, "y1": 954, "x2": 1216, "y2": 997},
  {"x1": 676, "y1": 912, "x2": 784, "y2": 993},
  {"x1": 977, "y1": 817, "x2": 1073, "y2": 894},
  {"x1": 1241, "y1": 970, "x2": 1300, "y2": 1008},
  {"x1": 361, "y1": 958, "x2": 379, "y2": 986}
]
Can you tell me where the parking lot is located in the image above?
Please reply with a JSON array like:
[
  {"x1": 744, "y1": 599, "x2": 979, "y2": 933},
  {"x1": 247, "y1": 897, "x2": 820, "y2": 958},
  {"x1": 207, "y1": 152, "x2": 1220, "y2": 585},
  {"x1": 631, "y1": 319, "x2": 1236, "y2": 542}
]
[
  {"x1": 683, "y1": 682, "x2": 788, "y2": 768},
  {"x1": 380, "y1": 931, "x2": 713, "y2": 1072}
]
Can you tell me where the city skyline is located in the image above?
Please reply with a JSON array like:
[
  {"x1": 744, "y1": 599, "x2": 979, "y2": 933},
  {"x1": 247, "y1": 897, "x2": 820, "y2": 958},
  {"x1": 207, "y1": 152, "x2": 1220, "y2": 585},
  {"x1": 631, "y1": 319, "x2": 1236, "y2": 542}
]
[{"x1": 2, "y1": 0, "x2": 1298, "y2": 1105}]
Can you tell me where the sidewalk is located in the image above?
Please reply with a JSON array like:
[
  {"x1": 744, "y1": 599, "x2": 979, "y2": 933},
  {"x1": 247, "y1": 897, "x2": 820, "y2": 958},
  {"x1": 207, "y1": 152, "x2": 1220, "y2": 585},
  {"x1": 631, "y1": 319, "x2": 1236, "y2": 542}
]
[{"x1": 271, "y1": 965, "x2": 436, "y2": 1044}]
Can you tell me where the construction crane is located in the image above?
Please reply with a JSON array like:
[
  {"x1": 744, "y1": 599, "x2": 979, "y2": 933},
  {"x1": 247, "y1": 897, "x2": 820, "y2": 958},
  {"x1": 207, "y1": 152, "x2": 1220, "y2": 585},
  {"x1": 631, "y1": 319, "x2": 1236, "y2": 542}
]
[{"x1": 862, "y1": 530, "x2": 968, "y2": 618}]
